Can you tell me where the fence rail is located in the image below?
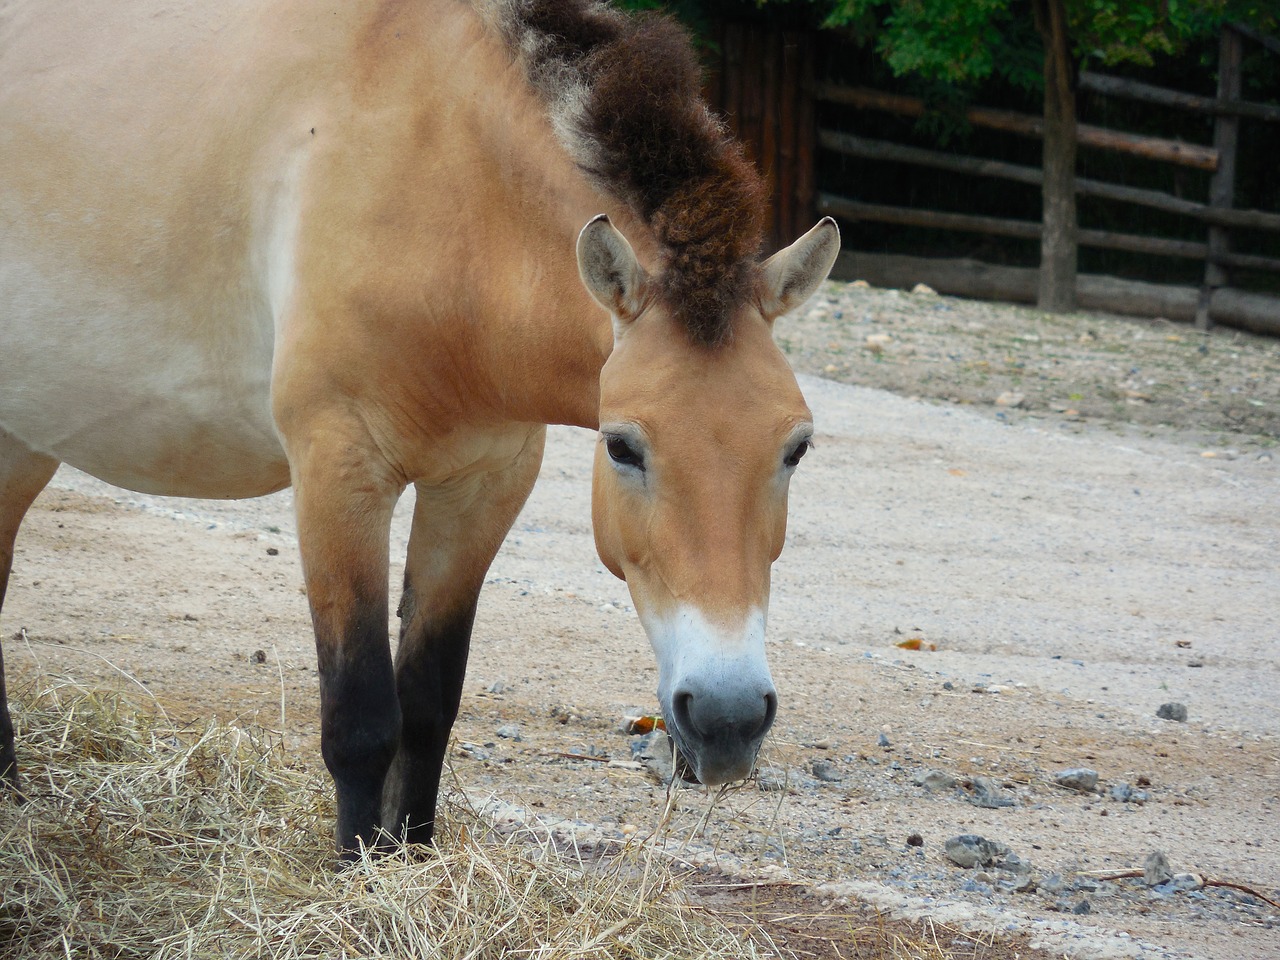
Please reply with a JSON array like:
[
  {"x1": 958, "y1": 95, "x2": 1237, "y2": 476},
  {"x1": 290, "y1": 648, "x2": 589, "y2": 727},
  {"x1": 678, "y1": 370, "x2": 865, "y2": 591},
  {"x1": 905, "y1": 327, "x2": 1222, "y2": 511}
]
[{"x1": 711, "y1": 19, "x2": 1279, "y2": 333}]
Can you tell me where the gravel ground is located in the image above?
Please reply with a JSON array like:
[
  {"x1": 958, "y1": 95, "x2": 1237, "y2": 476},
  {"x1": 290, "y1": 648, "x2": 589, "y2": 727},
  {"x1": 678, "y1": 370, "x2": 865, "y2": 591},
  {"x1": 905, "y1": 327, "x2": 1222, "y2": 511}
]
[
  {"x1": 4, "y1": 281, "x2": 1279, "y2": 960},
  {"x1": 777, "y1": 281, "x2": 1280, "y2": 452}
]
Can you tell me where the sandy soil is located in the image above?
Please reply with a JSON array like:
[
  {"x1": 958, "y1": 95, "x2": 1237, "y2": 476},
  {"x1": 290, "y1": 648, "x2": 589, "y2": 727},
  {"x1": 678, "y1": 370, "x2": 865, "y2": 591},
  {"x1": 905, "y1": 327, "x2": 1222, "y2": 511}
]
[{"x1": 4, "y1": 288, "x2": 1278, "y2": 960}]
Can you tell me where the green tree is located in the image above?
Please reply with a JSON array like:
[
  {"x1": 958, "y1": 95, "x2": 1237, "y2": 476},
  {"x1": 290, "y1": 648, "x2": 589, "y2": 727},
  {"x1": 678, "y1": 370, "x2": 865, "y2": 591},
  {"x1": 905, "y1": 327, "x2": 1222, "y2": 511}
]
[
  {"x1": 775, "y1": 0, "x2": 1275, "y2": 310},
  {"x1": 625, "y1": 0, "x2": 1276, "y2": 311}
]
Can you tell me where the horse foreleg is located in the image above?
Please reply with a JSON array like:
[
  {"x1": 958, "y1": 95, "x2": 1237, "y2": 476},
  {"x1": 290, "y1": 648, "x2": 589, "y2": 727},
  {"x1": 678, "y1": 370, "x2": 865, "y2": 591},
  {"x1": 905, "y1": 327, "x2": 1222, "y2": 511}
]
[
  {"x1": 0, "y1": 430, "x2": 60, "y2": 794},
  {"x1": 383, "y1": 427, "x2": 545, "y2": 846},
  {"x1": 289, "y1": 428, "x2": 403, "y2": 858}
]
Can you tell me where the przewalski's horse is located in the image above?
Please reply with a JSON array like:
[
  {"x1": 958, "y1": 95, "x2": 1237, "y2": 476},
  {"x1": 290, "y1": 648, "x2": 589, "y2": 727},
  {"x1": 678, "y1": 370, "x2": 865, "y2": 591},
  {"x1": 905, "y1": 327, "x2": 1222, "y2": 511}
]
[{"x1": 0, "y1": 0, "x2": 839, "y2": 856}]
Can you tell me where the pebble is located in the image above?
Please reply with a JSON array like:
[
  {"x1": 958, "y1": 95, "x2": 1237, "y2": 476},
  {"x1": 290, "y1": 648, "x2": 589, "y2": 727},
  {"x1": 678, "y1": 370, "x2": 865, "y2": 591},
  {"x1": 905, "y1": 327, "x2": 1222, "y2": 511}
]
[
  {"x1": 1155, "y1": 872, "x2": 1204, "y2": 895},
  {"x1": 629, "y1": 731, "x2": 673, "y2": 783},
  {"x1": 1054, "y1": 767, "x2": 1098, "y2": 792},
  {"x1": 496, "y1": 724, "x2": 522, "y2": 741},
  {"x1": 755, "y1": 766, "x2": 788, "y2": 792},
  {"x1": 811, "y1": 759, "x2": 843, "y2": 782},
  {"x1": 1157, "y1": 702, "x2": 1188, "y2": 722},
  {"x1": 1040, "y1": 873, "x2": 1067, "y2": 895},
  {"x1": 913, "y1": 768, "x2": 958, "y2": 792},
  {"x1": 943, "y1": 834, "x2": 1009, "y2": 869},
  {"x1": 968, "y1": 775, "x2": 1017, "y2": 808},
  {"x1": 876, "y1": 732, "x2": 892, "y2": 748},
  {"x1": 1108, "y1": 782, "x2": 1149, "y2": 804},
  {"x1": 1144, "y1": 850, "x2": 1173, "y2": 886}
]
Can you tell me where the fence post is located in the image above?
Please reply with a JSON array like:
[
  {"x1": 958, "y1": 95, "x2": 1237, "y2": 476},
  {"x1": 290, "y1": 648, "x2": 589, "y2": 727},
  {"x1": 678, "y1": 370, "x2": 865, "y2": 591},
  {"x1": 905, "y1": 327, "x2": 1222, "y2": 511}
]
[
  {"x1": 1196, "y1": 26, "x2": 1243, "y2": 330},
  {"x1": 1034, "y1": 0, "x2": 1079, "y2": 312}
]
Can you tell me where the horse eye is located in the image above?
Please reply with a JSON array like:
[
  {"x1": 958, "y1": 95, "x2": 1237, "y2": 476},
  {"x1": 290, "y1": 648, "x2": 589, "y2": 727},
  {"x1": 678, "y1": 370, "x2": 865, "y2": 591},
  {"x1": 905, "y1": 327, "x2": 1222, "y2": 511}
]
[
  {"x1": 784, "y1": 439, "x2": 811, "y2": 469},
  {"x1": 606, "y1": 434, "x2": 644, "y2": 469}
]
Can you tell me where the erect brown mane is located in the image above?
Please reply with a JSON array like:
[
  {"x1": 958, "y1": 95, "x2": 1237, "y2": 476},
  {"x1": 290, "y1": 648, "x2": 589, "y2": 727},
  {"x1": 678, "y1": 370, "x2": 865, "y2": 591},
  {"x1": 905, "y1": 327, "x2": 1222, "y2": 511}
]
[{"x1": 486, "y1": 0, "x2": 767, "y2": 347}]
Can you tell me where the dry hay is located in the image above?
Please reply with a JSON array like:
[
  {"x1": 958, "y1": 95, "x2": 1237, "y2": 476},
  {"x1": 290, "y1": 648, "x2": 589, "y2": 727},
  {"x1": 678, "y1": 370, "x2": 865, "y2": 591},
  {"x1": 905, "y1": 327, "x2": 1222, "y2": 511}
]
[{"x1": 0, "y1": 677, "x2": 771, "y2": 960}]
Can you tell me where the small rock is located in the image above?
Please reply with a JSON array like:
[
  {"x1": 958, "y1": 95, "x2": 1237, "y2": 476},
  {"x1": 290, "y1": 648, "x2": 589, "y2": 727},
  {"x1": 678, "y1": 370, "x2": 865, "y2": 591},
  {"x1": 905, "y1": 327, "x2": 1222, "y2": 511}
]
[
  {"x1": 496, "y1": 724, "x2": 522, "y2": 741},
  {"x1": 1156, "y1": 702, "x2": 1188, "y2": 722},
  {"x1": 1163, "y1": 872, "x2": 1204, "y2": 893},
  {"x1": 968, "y1": 776, "x2": 1017, "y2": 809},
  {"x1": 876, "y1": 732, "x2": 892, "y2": 748},
  {"x1": 754, "y1": 765, "x2": 788, "y2": 792},
  {"x1": 1007, "y1": 876, "x2": 1037, "y2": 894},
  {"x1": 995, "y1": 391, "x2": 1026, "y2": 408},
  {"x1": 914, "y1": 768, "x2": 958, "y2": 792},
  {"x1": 1144, "y1": 851, "x2": 1173, "y2": 887},
  {"x1": 943, "y1": 834, "x2": 1009, "y2": 869},
  {"x1": 486, "y1": 680, "x2": 509, "y2": 695},
  {"x1": 906, "y1": 833, "x2": 924, "y2": 847},
  {"x1": 1040, "y1": 873, "x2": 1067, "y2": 895},
  {"x1": 811, "y1": 759, "x2": 843, "y2": 782},
  {"x1": 266, "y1": 546, "x2": 279, "y2": 556},
  {"x1": 1107, "y1": 782, "x2": 1148, "y2": 804},
  {"x1": 251, "y1": 649, "x2": 267, "y2": 665},
  {"x1": 1072, "y1": 899, "x2": 1092, "y2": 915},
  {"x1": 910, "y1": 283, "x2": 936, "y2": 296},
  {"x1": 630, "y1": 731, "x2": 674, "y2": 784},
  {"x1": 1054, "y1": 767, "x2": 1098, "y2": 792}
]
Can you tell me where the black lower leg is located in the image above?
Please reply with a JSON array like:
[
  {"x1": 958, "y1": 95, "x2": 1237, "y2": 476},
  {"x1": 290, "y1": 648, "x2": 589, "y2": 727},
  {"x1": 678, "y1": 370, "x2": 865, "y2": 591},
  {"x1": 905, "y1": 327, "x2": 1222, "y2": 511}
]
[
  {"x1": 317, "y1": 604, "x2": 401, "y2": 858},
  {"x1": 0, "y1": 640, "x2": 19, "y2": 796},
  {"x1": 382, "y1": 589, "x2": 478, "y2": 846}
]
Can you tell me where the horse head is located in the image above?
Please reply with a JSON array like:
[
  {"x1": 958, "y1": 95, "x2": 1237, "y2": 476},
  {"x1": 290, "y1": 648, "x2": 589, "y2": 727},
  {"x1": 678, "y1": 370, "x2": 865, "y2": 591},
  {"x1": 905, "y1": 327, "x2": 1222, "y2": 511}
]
[{"x1": 578, "y1": 214, "x2": 839, "y2": 785}]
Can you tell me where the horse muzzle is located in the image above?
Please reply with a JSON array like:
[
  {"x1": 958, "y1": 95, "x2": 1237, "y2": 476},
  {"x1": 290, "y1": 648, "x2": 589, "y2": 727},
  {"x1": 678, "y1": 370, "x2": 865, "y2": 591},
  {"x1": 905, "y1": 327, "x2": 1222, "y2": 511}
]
[
  {"x1": 645, "y1": 605, "x2": 778, "y2": 786},
  {"x1": 666, "y1": 678, "x2": 777, "y2": 785}
]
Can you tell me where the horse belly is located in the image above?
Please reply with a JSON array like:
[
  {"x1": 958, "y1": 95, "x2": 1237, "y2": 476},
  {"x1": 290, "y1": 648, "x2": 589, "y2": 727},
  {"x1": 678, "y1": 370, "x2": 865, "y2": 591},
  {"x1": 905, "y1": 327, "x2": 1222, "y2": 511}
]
[
  {"x1": 0, "y1": 278, "x2": 289, "y2": 500},
  {"x1": 0, "y1": 0, "x2": 321, "y2": 499}
]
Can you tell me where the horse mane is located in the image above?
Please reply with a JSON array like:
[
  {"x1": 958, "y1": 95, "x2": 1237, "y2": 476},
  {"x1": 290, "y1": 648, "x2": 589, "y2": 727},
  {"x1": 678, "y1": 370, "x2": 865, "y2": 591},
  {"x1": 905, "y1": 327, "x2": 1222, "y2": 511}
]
[{"x1": 485, "y1": 0, "x2": 767, "y2": 347}]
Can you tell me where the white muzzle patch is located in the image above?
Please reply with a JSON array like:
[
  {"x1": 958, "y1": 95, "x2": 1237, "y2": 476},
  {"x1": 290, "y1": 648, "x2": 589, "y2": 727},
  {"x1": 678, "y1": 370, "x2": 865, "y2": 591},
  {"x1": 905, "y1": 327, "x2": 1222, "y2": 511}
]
[{"x1": 640, "y1": 605, "x2": 777, "y2": 785}]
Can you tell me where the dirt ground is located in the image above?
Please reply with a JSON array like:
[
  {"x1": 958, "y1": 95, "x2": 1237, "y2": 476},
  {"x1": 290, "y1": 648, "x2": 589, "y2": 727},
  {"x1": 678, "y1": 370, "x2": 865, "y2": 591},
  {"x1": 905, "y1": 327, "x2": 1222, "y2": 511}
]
[{"x1": 4, "y1": 283, "x2": 1278, "y2": 960}]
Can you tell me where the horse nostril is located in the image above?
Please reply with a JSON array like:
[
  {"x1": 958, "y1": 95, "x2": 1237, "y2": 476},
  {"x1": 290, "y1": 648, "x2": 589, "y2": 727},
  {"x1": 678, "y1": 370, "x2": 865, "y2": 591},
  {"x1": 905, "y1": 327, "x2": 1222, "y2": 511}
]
[
  {"x1": 672, "y1": 690, "x2": 697, "y2": 737},
  {"x1": 757, "y1": 690, "x2": 778, "y2": 739},
  {"x1": 672, "y1": 688, "x2": 776, "y2": 742}
]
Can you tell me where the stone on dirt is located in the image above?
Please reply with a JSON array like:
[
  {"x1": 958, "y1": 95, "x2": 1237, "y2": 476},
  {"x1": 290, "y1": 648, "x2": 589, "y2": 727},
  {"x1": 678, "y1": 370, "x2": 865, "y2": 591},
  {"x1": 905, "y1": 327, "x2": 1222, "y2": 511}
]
[
  {"x1": 1144, "y1": 850, "x2": 1174, "y2": 886},
  {"x1": 967, "y1": 775, "x2": 1017, "y2": 808},
  {"x1": 1156, "y1": 701, "x2": 1189, "y2": 722},
  {"x1": 811, "y1": 759, "x2": 843, "y2": 782},
  {"x1": 944, "y1": 834, "x2": 1010, "y2": 869},
  {"x1": 913, "y1": 768, "x2": 958, "y2": 792},
  {"x1": 1054, "y1": 767, "x2": 1099, "y2": 792}
]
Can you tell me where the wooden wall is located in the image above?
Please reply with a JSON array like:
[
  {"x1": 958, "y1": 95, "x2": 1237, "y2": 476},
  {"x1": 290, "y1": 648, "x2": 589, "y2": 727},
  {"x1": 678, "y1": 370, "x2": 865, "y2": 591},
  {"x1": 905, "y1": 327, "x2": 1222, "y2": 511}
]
[{"x1": 704, "y1": 23, "x2": 816, "y2": 252}]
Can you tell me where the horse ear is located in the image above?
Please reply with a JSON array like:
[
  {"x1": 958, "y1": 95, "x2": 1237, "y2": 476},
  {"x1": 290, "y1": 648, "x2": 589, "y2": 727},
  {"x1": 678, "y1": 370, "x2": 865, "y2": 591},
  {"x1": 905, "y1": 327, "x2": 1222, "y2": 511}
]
[
  {"x1": 758, "y1": 217, "x2": 841, "y2": 322},
  {"x1": 577, "y1": 215, "x2": 650, "y2": 338}
]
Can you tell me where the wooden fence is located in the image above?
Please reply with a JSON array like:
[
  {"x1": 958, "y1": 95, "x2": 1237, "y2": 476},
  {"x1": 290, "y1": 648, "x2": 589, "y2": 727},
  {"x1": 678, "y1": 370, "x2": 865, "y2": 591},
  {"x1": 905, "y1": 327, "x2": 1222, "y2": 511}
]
[{"x1": 709, "y1": 20, "x2": 1280, "y2": 335}]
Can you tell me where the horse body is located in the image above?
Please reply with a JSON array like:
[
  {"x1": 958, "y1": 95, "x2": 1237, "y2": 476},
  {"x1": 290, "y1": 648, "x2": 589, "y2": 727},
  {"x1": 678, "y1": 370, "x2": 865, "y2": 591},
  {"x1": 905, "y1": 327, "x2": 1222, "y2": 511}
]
[{"x1": 1, "y1": 0, "x2": 838, "y2": 856}]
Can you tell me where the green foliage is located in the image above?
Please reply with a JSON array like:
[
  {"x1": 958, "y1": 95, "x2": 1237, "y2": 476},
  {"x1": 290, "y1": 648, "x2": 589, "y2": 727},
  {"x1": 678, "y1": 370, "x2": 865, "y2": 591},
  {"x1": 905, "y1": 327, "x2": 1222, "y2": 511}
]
[{"x1": 623, "y1": 0, "x2": 1277, "y2": 92}]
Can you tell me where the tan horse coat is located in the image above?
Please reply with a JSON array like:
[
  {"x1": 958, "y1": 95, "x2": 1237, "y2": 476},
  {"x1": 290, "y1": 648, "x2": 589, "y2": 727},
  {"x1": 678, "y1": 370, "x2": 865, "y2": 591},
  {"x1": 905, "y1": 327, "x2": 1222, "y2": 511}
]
[{"x1": 0, "y1": 0, "x2": 838, "y2": 854}]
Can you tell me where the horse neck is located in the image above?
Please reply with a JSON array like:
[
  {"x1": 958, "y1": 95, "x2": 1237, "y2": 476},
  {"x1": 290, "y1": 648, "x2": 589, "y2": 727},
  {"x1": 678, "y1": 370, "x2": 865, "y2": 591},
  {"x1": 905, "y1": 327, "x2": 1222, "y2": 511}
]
[
  {"x1": 469, "y1": 200, "x2": 623, "y2": 432},
  {"x1": 346, "y1": 0, "x2": 655, "y2": 432}
]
